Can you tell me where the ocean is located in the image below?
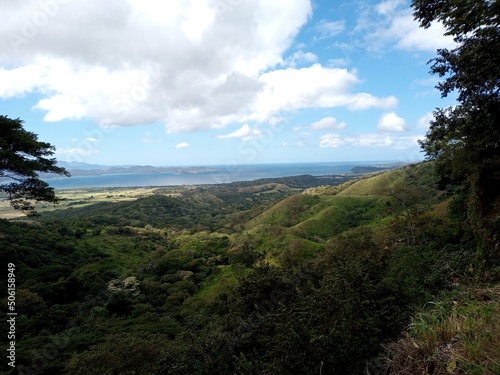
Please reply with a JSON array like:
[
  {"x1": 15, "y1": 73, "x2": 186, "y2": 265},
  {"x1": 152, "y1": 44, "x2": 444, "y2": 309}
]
[{"x1": 44, "y1": 162, "x2": 393, "y2": 189}]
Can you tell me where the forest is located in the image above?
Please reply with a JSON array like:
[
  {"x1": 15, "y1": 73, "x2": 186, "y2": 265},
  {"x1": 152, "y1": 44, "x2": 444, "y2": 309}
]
[{"x1": 1, "y1": 161, "x2": 499, "y2": 374}]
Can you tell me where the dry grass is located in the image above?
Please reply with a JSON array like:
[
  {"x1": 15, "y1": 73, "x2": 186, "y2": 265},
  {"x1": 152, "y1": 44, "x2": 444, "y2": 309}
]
[
  {"x1": 0, "y1": 187, "x2": 163, "y2": 218},
  {"x1": 385, "y1": 286, "x2": 500, "y2": 374}
]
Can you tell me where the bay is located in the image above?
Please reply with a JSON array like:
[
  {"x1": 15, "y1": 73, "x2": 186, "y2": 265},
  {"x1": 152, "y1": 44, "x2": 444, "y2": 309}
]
[{"x1": 44, "y1": 162, "x2": 391, "y2": 189}]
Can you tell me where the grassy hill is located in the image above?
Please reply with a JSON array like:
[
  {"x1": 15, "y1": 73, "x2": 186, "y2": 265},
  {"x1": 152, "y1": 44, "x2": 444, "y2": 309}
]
[{"x1": 243, "y1": 162, "x2": 440, "y2": 253}]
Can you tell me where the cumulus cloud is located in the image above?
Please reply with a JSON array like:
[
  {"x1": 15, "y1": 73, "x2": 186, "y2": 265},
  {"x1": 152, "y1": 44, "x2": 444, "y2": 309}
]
[
  {"x1": 0, "y1": 0, "x2": 400, "y2": 134},
  {"x1": 377, "y1": 112, "x2": 407, "y2": 132},
  {"x1": 360, "y1": 1, "x2": 455, "y2": 52},
  {"x1": 0, "y1": 1, "x2": 312, "y2": 129},
  {"x1": 319, "y1": 134, "x2": 344, "y2": 148},
  {"x1": 217, "y1": 124, "x2": 262, "y2": 141},
  {"x1": 252, "y1": 64, "x2": 397, "y2": 122},
  {"x1": 175, "y1": 142, "x2": 189, "y2": 149},
  {"x1": 310, "y1": 117, "x2": 346, "y2": 130},
  {"x1": 416, "y1": 112, "x2": 435, "y2": 129},
  {"x1": 385, "y1": 14, "x2": 455, "y2": 51}
]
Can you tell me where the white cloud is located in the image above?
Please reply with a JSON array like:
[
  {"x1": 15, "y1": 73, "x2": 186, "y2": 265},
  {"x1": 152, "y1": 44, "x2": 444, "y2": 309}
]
[
  {"x1": 0, "y1": 1, "x2": 403, "y2": 134},
  {"x1": 328, "y1": 58, "x2": 349, "y2": 67},
  {"x1": 285, "y1": 50, "x2": 318, "y2": 68},
  {"x1": 310, "y1": 117, "x2": 346, "y2": 130},
  {"x1": 360, "y1": 2, "x2": 455, "y2": 53},
  {"x1": 0, "y1": 0, "x2": 312, "y2": 131},
  {"x1": 251, "y1": 64, "x2": 397, "y2": 122},
  {"x1": 345, "y1": 93, "x2": 398, "y2": 110},
  {"x1": 388, "y1": 14, "x2": 455, "y2": 51},
  {"x1": 416, "y1": 112, "x2": 435, "y2": 129},
  {"x1": 377, "y1": 112, "x2": 407, "y2": 132},
  {"x1": 345, "y1": 134, "x2": 420, "y2": 149},
  {"x1": 319, "y1": 134, "x2": 344, "y2": 148},
  {"x1": 318, "y1": 132, "x2": 421, "y2": 150},
  {"x1": 217, "y1": 124, "x2": 262, "y2": 141},
  {"x1": 0, "y1": 64, "x2": 45, "y2": 97},
  {"x1": 345, "y1": 134, "x2": 394, "y2": 148},
  {"x1": 375, "y1": 0, "x2": 406, "y2": 15},
  {"x1": 175, "y1": 142, "x2": 189, "y2": 149},
  {"x1": 314, "y1": 19, "x2": 346, "y2": 39},
  {"x1": 56, "y1": 148, "x2": 100, "y2": 157}
]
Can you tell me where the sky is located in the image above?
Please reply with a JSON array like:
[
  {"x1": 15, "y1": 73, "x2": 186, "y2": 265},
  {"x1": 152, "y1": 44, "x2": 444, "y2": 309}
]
[{"x1": 0, "y1": 0, "x2": 457, "y2": 167}]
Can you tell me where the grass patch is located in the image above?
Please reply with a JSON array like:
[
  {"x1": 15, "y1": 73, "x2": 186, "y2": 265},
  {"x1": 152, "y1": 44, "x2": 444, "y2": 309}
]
[
  {"x1": 246, "y1": 194, "x2": 321, "y2": 228},
  {"x1": 196, "y1": 265, "x2": 241, "y2": 301},
  {"x1": 337, "y1": 169, "x2": 406, "y2": 196},
  {"x1": 337, "y1": 162, "x2": 437, "y2": 199},
  {"x1": 291, "y1": 195, "x2": 388, "y2": 240},
  {"x1": 76, "y1": 234, "x2": 155, "y2": 273},
  {"x1": 385, "y1": 286, "x2": 500, "y2": 374}
]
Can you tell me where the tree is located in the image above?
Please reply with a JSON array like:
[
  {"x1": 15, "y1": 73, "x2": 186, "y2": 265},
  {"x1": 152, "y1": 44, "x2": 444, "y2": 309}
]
[
  {"x1": 0, "y1": 115, "x2": 69, "y2": 215},
  {"x1": 412, "y1": 1, "x2": 500, "y2": 251}
]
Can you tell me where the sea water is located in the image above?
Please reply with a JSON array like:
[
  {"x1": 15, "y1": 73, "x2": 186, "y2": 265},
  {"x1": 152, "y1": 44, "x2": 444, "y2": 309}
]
[{"x1": 44, "y1": 162, "x2": 393, "y2": 189}]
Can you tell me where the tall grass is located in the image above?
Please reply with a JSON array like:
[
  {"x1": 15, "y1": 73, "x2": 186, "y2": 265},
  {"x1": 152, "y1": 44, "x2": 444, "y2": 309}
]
[{"x1": 385, "y1": 287, "x2": 500, "y2": 374}]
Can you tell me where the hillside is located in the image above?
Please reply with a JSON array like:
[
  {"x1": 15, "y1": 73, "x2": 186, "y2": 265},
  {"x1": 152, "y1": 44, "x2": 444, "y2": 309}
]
[{"x1": 1, "y1": 162, "x2": 497, "y2": 375}]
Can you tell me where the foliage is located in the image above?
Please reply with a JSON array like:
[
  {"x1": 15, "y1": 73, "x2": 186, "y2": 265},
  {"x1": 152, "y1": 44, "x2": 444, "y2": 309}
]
[
  {"x1": 1, "y1": 163, "x2": 497, "y2": 374},
  {"x1": 65, "y1": 333, "x2": 172, "y2": 375},
  {"x1": 0, "y1": 116, "x2": 69, "y2": 214},
  {"x1": 386, "y1": 286, "x2": 500, "y2": 374},
  {"x1": 412, "y1": 0, "x2": 500, "y2": 271}
]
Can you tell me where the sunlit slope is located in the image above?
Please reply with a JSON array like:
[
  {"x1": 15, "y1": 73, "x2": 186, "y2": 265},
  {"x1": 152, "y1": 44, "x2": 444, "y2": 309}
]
[
  {"x1": 337, "y1": 162, "x2": 437, "y2": 197},
  {"x1": 245, "y1": 194, "x2": 390, "y2": 245},
  {"x1": 244, "y1": 162, "x2": 440, "y2": 245},
  {"x1": 336, "y1": 169, "x2": 407, "y2": 196},
  {"x1": 245, "y1": 194, "x2": 322, "y2": 228},
  {"x1": 290, "y1": 195, "x2": 389, "y2": 239}
]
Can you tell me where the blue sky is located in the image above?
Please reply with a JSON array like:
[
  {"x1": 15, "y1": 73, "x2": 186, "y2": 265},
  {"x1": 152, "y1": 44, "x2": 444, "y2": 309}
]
[{"x1": 0, "y1": 0, "x2": 456, "y2": 166}]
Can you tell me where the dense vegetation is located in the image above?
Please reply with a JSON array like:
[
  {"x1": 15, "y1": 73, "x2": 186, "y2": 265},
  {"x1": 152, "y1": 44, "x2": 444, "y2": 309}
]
[
  {"x1": 1, "y1": 1, "x2": 498, "y2": 372},
  {"x1": 2, "y1": 161, "x2": 497, "y2": 374},
  {"x1": 413, "y1": 0, "x2": 500, "y2": 278}
]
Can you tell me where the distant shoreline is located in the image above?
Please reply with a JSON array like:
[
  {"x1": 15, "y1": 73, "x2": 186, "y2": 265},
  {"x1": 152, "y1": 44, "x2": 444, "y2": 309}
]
[{"x1": 41, "y1": 161, "x2": 404, "y2": 189}]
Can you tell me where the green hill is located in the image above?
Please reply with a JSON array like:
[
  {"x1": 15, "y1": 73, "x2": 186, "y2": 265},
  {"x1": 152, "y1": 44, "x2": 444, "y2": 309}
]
[{"x1": 334, "y1": 162, "x2": 437, "y2": 198}]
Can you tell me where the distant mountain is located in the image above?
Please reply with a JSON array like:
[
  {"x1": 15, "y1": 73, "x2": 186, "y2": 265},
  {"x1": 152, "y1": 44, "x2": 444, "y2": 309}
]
[{"x1": 46, "y1": 162, "x2": 216, "y2": 177}]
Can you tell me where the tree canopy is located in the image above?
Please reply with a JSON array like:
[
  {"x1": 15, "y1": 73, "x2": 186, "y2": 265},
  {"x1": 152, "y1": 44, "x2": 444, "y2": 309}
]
[
  {"x1": 0, "y1": 115, "x2": 69, "y2": 214},
  {"x1": 412, "y1": 0, "x2": 500, "y2": 219}
]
